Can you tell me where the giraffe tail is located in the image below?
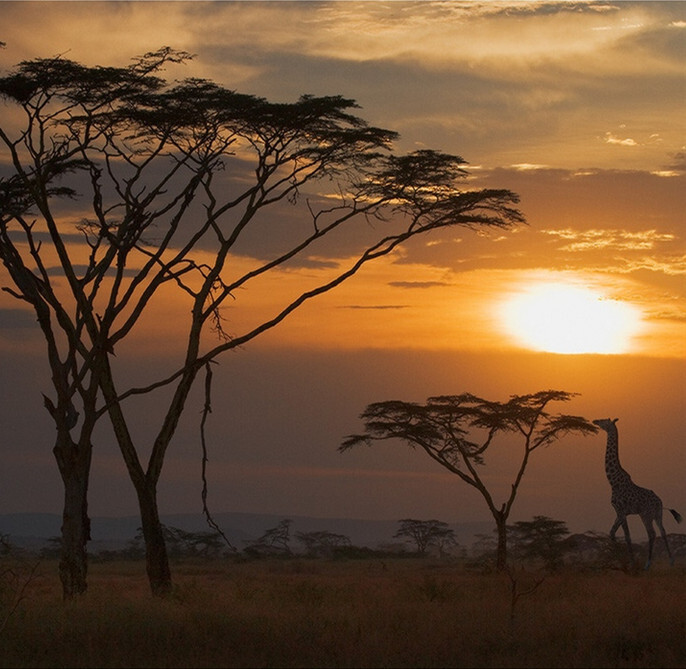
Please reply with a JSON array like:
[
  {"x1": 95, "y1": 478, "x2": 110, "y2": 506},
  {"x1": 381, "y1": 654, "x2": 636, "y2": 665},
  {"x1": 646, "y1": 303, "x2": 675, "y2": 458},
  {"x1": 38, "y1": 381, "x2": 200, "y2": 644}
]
[{"x1": 668, "y1": 509, "x2": 683, "y2": 524}]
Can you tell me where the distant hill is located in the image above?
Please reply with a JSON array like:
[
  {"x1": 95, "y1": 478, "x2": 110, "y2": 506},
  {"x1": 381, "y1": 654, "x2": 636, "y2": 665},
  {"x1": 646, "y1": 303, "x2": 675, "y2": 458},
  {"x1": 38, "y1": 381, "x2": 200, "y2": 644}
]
[{"x1": 0, "y1": 512, "x2": 493, "y2": 552}]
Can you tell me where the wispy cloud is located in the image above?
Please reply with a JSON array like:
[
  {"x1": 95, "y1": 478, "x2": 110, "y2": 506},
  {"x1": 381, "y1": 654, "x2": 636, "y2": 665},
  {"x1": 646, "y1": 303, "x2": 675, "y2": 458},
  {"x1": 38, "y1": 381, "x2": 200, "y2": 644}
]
[
  {"x1": 338, "y1": 305, "x2": 409, "y2": 311},
  {"x1": 618, "y1": 254, "x2": 686, "y2": 277},
  {"x1": 664, "y1": 152, "x2": 686, "y2": 173},
  {"x1": 604, "y1": 133, "x2": 638, "y2": 147},
  {"x1": 603, "y1": 130, "x2": 664, "y2": 148},
  {"x1": 388, "y1": 281, "x2": 451, "y2": 289},
  {"x1": 541, "y1": 228, "x2": 677, "y2": 252}
]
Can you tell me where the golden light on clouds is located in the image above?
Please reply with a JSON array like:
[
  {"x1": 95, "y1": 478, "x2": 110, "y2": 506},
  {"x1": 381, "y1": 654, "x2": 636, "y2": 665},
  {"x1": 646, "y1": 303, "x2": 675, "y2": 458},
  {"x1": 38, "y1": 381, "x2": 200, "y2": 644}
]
[
  {"x1": 540, "y1": 228, "x2": 677, "y2": 252},
  {"x1": 498, "y1": 282, "x2": 643, "y2": 355}
]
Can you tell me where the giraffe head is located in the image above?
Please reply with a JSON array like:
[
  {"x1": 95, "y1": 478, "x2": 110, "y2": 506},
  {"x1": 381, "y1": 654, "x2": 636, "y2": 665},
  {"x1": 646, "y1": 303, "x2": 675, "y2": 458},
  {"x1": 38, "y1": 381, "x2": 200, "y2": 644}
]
[{"x1": 592, "y1": 417, "x2": 618, "y2": 433}]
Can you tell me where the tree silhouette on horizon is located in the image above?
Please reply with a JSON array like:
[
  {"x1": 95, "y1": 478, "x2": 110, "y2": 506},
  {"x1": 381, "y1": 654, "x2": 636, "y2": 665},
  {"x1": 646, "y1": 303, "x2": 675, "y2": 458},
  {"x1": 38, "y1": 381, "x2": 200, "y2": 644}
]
[{"x1": 341, "y1": 390, "x2": 598, "y2": 570}]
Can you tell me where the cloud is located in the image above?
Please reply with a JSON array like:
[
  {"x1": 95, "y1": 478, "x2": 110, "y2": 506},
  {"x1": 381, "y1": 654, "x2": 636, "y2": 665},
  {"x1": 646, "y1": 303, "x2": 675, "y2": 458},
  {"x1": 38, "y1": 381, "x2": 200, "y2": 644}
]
[
  {"x1": 338, "y1": 305, "x2": 409, "y2": 311},
  {"x1": 44, "y1": 265, "x2": 140, "y2": 278},
  {"x1": 604, "y1": 133, "x2": 638, "y2": 147},
  {"x1": 541, "y1": 228, "x2": 677, "y2": 252},
  {"x1": 0, "y1": 308, "x2": 35, "y2": 329},
  {"x1": 602, "y1": 130, "x2": 666, "y2": 148},
  {"x1": 2, "y1": 1, "x2": 682, "y2": 175},
  {"x1": 618, "y1": 254, "x2": 686, "y2": 277},
  {"x1": 388, "y1": 281, "x2": 451, "y2": 289},
  {"x1": 664, "y1": 152, "x2": 686, "y2": 173},
  {"x1": 648, "y1": 307, "x2": 686, "y2": 323},
  {"x1": 510, "y1": 163, "x2": 551, "y2": 171}
]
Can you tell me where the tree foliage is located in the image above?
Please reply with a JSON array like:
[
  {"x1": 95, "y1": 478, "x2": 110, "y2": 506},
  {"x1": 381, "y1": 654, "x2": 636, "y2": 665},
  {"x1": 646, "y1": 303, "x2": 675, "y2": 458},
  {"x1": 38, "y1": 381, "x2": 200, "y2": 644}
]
[
  {"x1": 508, "y1": 515, "x2": 571, "y2": 571},
  {"x1": 394, "y1": 519, "x2": 458, "y2": 556},
  {"x1": 295, "y1": 530, "x2": 351, "y2": 558},
  {"x1": 243, "y1": 519, "x2": 293, "y2": 558},
  {"x1": 341, "y1": 390, "x2": 598, "y2": 570}
]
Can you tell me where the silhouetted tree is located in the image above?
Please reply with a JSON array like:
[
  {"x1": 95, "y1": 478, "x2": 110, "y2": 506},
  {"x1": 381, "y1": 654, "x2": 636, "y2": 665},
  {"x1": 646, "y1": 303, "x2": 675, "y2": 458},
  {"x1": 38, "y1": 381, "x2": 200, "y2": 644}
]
[
  {"x1": 560, "y1": 531, "x2": 609, "y2": 568},
  {"x1": 39, "y1": 537, "x2": 62, "y2": 561},
  {"x1": 0, "y1": 47, "x2": 524, "y2": 598},
  {"x1": 122, "y1": 533, "x2": 146, "y2": 561},
  {"x1": 295, "y1": 530, "x2": 351, "y2": 558},
  {"x1": 0, "y1": 534, "x2": 12, "y2": 556},
  {"x1": 341, "y1": 390, "x2": 597, "y2": 570},
  {"x1": 508, "y1": 515, "x2": 571, "y2": 571},
  {"x1": 244, "y1": 519, "x2": 293, "y2": 558},
  {"x1": 394, "y1": 519, "x2": 457, "y2": 556},
  {"x1": 166, "y1": 527, "x2": 224, "y2": 558}
]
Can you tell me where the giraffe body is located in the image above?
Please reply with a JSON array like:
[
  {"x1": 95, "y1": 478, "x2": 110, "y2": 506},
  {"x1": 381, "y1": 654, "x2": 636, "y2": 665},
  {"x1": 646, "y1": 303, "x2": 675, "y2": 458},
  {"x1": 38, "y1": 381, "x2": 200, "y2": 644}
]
[{"x1": 593, "y1": 417, "x2": 682, "y2": 568}]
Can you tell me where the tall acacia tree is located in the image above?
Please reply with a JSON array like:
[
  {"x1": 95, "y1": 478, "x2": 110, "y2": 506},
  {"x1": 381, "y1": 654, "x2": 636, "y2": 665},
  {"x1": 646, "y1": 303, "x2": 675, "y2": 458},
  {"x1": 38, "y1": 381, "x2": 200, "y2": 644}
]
[
  {"x1": 341, "y1": 391, "x2": 598, "y2": 570},
  {"x1": 0, "y1": 47, "x2": 525, "y2": 598}
]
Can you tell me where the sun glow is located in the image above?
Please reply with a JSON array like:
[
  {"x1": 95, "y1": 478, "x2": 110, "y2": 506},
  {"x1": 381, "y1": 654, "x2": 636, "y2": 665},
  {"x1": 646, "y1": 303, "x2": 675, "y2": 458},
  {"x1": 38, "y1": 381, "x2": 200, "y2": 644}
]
[{"x1": 499, "y1": 283, "x2": 643, "y2": 354}]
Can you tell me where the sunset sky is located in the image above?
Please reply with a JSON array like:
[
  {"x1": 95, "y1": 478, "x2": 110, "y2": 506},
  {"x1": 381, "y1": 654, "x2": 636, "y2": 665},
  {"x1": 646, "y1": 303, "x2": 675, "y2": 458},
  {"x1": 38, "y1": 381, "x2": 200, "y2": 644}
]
[{"x1": 0, "y1": 1, "x2": 684, "y2": 542}]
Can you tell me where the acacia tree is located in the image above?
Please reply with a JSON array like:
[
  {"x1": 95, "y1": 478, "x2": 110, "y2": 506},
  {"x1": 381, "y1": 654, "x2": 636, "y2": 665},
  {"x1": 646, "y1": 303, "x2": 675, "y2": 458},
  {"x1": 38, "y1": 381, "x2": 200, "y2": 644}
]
[
  {"x1": 295, "y1": 530, "x2": 351, "y2": 558},
  {"x1": 0, "y1": 47, "x2": 525, "y2": 598},
  {"x1": 340, "y1": 391, "x2": 598, "y2": 570},
  {"x1": 394, "y1": 518, "x2": 458, "y2": 556},
  {"x1": 243, "y1": 519, "x2": 293, "y2": 558},
  {"x1": 508, "y1": 515, "x2": 571, "y2": 571}
]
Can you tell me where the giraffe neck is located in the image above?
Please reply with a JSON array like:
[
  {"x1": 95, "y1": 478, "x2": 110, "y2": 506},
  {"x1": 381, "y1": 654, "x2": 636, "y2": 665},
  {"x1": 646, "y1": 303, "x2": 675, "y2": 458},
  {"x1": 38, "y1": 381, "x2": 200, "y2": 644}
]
[{"x1": 604, "y1": 424, "x2": 630, "y2": 487}]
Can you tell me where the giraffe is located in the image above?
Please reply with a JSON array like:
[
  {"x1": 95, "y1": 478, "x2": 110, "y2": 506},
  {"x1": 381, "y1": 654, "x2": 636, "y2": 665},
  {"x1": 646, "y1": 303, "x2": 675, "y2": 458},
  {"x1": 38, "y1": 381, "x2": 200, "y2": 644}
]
[{"x1": 593, "y1": 418, "x2": 682, "y2": 568}]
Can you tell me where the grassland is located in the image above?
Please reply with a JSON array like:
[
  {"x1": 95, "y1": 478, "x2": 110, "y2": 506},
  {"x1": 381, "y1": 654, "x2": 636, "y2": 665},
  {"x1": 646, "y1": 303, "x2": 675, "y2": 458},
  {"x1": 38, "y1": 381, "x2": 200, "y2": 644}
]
[{"x1": 2, "y1": 557, "x2": 685, "y2": 668}]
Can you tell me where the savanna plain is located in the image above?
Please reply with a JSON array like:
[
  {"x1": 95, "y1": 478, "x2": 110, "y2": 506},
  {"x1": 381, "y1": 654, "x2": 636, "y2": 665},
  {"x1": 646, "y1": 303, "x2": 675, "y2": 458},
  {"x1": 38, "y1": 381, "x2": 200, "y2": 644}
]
[{"x1": 2, "y1": 556, "x2": 685, "y2": 668}]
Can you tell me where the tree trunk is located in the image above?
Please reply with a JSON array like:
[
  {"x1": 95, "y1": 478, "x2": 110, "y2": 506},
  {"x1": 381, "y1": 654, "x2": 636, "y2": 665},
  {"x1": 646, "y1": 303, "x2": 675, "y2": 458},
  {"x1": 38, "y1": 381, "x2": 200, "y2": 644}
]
[
  {"x1": 53, "y1": 434, "x2": 91, "y2": 600},
  {"x1": 137, "y1": 481, "x2": 173, "y2": 597},
  {"x1": 495, "y1": 513, "x2": 508, "y2": 572}
]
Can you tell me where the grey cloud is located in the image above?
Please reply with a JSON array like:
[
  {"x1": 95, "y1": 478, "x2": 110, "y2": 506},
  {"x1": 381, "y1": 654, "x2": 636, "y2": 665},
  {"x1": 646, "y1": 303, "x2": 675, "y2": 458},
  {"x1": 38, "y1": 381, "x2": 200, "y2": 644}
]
[
  {"x1": 8, "y1": 230, "x2": 83, "y2": 245},
  {"x1": 648, "y1": 308, "x2": 686, "y2": 323},
  {"x1": 0, "y1": 308, "x2": 36, "y2": 329},
  {"x1": 474, "y1": 2, "x2": 621, "y2": 19},
  {"x1": 617, "y1": 10, "x2": 686, "y2": 65},
  {"x1": 44, "y1": 265, "x2": 140, "y2": 278},
  {"x1": 665, "y1": 152, "x2": 686, "y2": 173}
]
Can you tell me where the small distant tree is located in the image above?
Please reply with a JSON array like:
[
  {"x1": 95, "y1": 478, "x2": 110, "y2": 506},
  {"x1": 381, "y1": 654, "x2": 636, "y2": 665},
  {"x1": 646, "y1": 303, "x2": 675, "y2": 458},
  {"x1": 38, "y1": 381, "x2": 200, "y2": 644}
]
[
  {"x1": 0, "y1": 534, "x2": 11, "y2": 556},
  {"x1": 39, "y1": 537, "x2": 62, "y2": 560},
  {"x1": 181, "y1": 529, "x2": 224, "y2": 558},
  {"x1": 394, "y1": 519, "x2": 457, "y2": 556},
  {"x1": 508, "y1": 516, "x2": 571, "y2": 571},
  {"x1": 469, "y1": 532, "x2": 498, "y2": 570},
  {"x1": 137, "y1": 525, "x2": 222, "y2": 559},
  {"x1": 341, "y1": 390, "x2": 598, "y2": 571},
  {"x1": 122, "y1": 533, "x2": 146, "y2": 561},
  {"x1": 243, "y1": 519, "x2": 293, "y2": 558},
  {"x1": 295, "y1": 530, "x2": 351, "y2": 558},
  {"x1": 663, "y1": 533, "x2": 686, "y2": 561}
]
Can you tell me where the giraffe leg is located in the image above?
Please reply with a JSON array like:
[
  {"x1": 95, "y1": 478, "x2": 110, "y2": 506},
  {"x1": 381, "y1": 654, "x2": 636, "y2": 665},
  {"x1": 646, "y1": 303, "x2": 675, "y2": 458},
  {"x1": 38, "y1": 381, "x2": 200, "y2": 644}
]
[
  {"x1": 609, "y1": 516, "x2": 622, "y2": 541},
  {"x1": 641, "y1": 517, "x2": 656, "y2": 569},
  {"x1": 615, "y1": 517, "x2": 635, "y2": 563},
  {"x1": 656, "y1": 517, "x2": 674, "y2": 566}
]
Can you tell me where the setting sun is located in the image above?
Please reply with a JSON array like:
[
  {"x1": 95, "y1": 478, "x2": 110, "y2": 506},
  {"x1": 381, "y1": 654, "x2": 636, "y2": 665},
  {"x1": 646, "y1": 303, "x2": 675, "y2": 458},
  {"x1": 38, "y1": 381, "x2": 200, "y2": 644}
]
[{"x1": 499, "y1": 283, "x2": 643, "y2": 354}]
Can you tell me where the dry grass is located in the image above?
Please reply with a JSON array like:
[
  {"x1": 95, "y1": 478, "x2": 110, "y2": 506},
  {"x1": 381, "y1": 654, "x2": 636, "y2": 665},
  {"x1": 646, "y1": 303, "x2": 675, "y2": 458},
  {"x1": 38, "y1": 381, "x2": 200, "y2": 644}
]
[{"x1": 1, "y1": 558, "x2": 685, "y2": 668}]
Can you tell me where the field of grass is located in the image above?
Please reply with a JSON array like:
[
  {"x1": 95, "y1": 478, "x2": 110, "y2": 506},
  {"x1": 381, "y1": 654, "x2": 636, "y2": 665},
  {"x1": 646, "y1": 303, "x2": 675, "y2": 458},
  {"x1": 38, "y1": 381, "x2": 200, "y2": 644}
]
[{"x1": 2, "y1": 557, "x2": 685, "y2": 668}]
